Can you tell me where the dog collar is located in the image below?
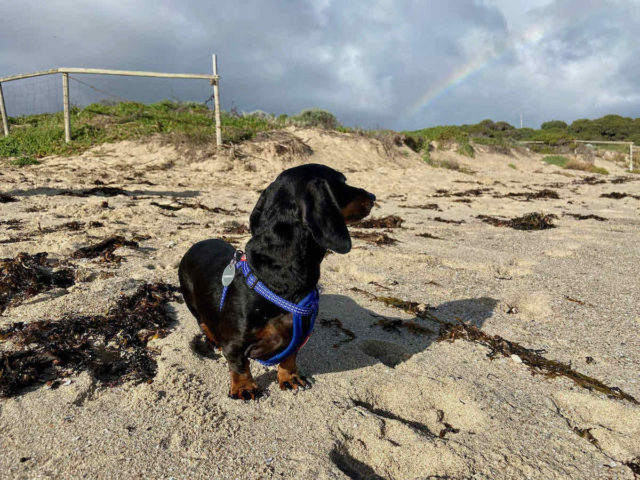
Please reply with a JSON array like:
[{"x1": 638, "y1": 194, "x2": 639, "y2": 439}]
[{"x1": 219, "y1": 252, "x2": 318, "y2": 366}]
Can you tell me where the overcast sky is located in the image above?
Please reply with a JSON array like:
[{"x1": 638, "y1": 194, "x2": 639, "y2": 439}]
[{"x1": 1, "y1": 0, "x2": 639, "y2": 130}]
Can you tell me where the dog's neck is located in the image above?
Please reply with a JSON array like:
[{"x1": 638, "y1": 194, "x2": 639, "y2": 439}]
[{"x1": 245, "y1": 230, "x2": 325, "y2": 301}]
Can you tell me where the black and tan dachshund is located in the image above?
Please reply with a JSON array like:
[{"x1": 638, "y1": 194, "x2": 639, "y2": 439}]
[{"x1": 179, "y1": 164, "x2": 375, "y2": 400}]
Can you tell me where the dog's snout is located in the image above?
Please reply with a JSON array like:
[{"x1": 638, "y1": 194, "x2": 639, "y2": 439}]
[{"x1": 368, "y1": 192, "x2": 376, "y2": 202}]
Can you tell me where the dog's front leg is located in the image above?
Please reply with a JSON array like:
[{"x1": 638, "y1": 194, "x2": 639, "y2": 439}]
[
  {"x1": 277, "y1": 353, "x2": 310, "y2": 391},
  {"x1": 225, "y1": 354, "x2": 262, "y2": 400}
]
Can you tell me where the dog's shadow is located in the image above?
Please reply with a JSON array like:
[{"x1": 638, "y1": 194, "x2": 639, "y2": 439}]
[{"x1": 265, "y1": 293, "x2": 497, "y2": 378}]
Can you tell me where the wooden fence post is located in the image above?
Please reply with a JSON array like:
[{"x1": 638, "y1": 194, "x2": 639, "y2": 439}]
[
  {"x1": 0, "y1": 83, "x2": 9, "y2": 137},
  {"x1": 62, "y1": 73, "x2": 71, "y2": 143},
  {"x1": 212, "y1": 54, "x2": 222, "y2": 147}
]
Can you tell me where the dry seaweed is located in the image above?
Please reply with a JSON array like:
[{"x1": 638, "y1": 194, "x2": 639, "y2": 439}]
[
  {"x1": 610, "y1": 177, "x2": 632, "y2": 184},
  {"x1": 151, "y1": 200, "x2": 244, "y2": 215},
  {"x1": 1, "y1": 219, "x2": 23, "y2": 230},
  {"x1": 434, "y1": 188, "x2": 491, "y2": 198},
  {"x1": 436, "y1": 410, "x2": 460, "y2": 439},
  {"x1": 601, "y1": 192, "x2": 640, "y2": 200},
  {"x1": 60, "y1": 186, "x2": 130, "y2": 197},
  {"x1": 625, "y1": 458, "x2": 640, "y2": 476},
  {"x1": 1, "y1": 193, "x2": 18, "y2": 203},
  {"x1": 371, "y1": 315, "x2": 434, "y2": 336},
  {"x1": 222, "y1": 221, "x2": 250, "y2": 234},
  {"x1": 0, "y1": 252, "x2": 74, "y2": 314},
  {"x1": 564, "y1": 213, "x2": 607, "y2": 221},
  {"x1": 439, "y1": 322, "x2": 638, "y2": 404},
  {"x1": 403, "y1": 203, "x2": 441, "y2": 211},
  {"x1": 350, "y1": 287, "x2": 435, "y2": 320},
  {"x1": 350, "y1": 231, "x2": 398, "y2": 246},
  {"x1": 477, "y1": 212, "x2": 557, "y2": 230},
  {"x1": 319, "y1": 317, "x2": 356, "y2": 348},
  {"x1": 498, "y1": 189, "x2": 560, "y2": 200},
  {"x1": 573, "y1": 427, "x2": 600, "y2": 448},
  {"x1": 601, "y1": 192, "x2": 628, "y2": 199},
  {"x1": 150, "y1": 201, "x2": 181, "y2": 211},
  {"x1": 575, "y1": 176, "x2": 607, "y2": 185},
  {"x1": 417, "y1": 232, "x2": 442, "y2": 239},
  {"x1": 433, "y1": 217, "x2": 465, "y2": 225},
  {"x1": 352, "y1": 215, "x2": 404, "y2": 229},
  {"x1": 367, "y1": 281, "x2": 391, "y2": 291},
  {"x1": 0, "y1": 282, "x2": 178, "y2": 398},
  {"x1": 71, "y1": 236, "x2": 139, "y2": 262}
]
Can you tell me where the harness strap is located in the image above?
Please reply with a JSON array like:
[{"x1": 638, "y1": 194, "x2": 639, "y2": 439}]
[{"x1": 218, "y1": 254, "x2": 318, "y2": 366}]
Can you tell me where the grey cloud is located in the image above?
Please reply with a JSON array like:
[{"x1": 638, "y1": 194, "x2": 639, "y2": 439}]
[{"x1": 1, "y1": 0, "x2": 638, "y2": 129}]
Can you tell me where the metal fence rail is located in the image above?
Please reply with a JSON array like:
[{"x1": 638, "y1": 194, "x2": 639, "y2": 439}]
[{"x1": 0, "y1": 54, "x2": 222, "y2": 146}]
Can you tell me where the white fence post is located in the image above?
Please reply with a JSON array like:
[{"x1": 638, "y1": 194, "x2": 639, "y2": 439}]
[
  {"x1": 62, "y1": 73, "x2": 71, "y2": 143},
  {"x1": 0, "y1": 83, "x2": 9, "y2": 137},
  {"x1": 212, "y1": 54, "x2": 222, "y2": 147}
]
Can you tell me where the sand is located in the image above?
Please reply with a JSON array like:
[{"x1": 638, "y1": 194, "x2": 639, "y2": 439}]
[{"x1": 1, "y1": 128, "x2": 640, "y2": 479}]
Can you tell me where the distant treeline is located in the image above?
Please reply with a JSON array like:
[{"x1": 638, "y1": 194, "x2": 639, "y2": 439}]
[{"x1": 404, "y1": 115, "x2": 640, "y2": 151}]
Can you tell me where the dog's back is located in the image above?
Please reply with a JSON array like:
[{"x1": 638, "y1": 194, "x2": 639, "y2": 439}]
[{"x1": 178, "y1": 238, "x2": 235, "y2": 326}]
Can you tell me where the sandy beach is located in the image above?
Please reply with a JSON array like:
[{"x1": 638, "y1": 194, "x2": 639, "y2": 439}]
[{"x1": 1, "y1": 128, "x2": 639, "y2": 479}]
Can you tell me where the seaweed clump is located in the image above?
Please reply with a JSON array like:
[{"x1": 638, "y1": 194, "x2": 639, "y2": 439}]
[
  {"x1": 350, "y1": 231, "x2": 398, "y2": 246},
  {"x1": 477, "y1": 212, "x2": 557, "y2": 230},
  {"x1": 499, "y1": 189, "x2": 560, "y2": 200},
  {"x1": 349, "y1": 287, "x2": 435, "y2": 320},
  {"x1": 0, "y1": 252, "x2": 74, "y2": 313},
  {"x1": 1, "y1": 193, "x2": 18, "y2": 203},
  {"x1": 0, "y1": 282, "x2": 178, "y2": 397},
  {"x1": 439, "y1": 322, "x2": 638, "y2": 404},
  {"x1": 565, "y1": 213, "x2": 607, "y2": 221},
  {"x1": 352, "y1": 215, "x2": 404, "y2": 229},
  {"x1": 72, "y1": 236, "x2": 139, "y2": 262}
]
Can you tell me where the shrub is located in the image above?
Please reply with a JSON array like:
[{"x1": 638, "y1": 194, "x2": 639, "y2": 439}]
[
  {"x1": 541, "y1": 120, "x2": 568, "y2": 130},
  {"x1": 8, "y1": 156, "x2": 41, "y2": 166},
  {"x1": 289, "y1": 109, "x2": 340, "y2": 129}
]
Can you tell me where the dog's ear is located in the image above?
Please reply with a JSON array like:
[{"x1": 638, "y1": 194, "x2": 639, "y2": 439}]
[{"x1": 301, "y1": 178, "x2": 351, "y2": 254}]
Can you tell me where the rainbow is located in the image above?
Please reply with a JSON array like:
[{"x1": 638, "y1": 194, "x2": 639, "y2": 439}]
[{"x1": 403, "y1": 2, "x2": 605, "y2": 121}]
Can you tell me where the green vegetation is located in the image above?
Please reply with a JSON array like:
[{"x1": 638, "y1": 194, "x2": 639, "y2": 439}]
[
  {"x1": 0, "y1": 101, "x2": 289, "y2": 159},
  {"x1": 0, "y1": 101, "x2": 351, "y2": 159},
  {"x1": 289, "y1": 109, "x2": 340, "y2": 129},
  {"x1": 508, "y1": 163, "x2": 517, "y2": 169},
  {"x1": 542, "y1": 155, "x2": 608, "y2": 174},
  {"x1": 8, "y1": 155, "x2": 41, "y2": 166},
  {"x1": 542, "y1": 155, "x2": 569, "y2": 167},
  {"x1": 2, "y1": 98, "x2": 639, "y2": 168}
]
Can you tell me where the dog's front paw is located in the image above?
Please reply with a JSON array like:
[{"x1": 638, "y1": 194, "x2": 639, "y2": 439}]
[
  {"x1": 229, "y1": 379, "x2": 263, "y2": 401},
  {"x1": 278, "y1": 371, "x2": 311, "y2": 391}
]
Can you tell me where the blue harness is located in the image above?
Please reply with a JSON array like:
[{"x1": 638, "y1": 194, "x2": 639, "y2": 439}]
[{"x1": 219, "y1": 253, "x2": 319, "y2": 366}]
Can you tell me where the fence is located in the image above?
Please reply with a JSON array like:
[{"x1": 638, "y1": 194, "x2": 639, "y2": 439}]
[
  {"x1": 520, "y1": 139, "x2": 635, "y2": 172},
  {"x1": 0, "y1": 54, "x2": 222, "y2": 146}
]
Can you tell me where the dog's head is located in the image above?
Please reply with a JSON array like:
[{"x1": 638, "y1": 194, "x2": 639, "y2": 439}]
[{"x1": 250, "y1": 164, "x2": 375, "y2": 254}]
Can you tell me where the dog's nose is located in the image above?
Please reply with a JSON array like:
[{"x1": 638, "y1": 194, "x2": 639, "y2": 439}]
[{"x1": 368, "y1": 192, "x2": 376, "y2": 202}]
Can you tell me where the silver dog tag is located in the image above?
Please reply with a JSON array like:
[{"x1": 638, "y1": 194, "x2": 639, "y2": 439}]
[{"x1": 221, "y1": 262, "x2": 236, "y2": 286}]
